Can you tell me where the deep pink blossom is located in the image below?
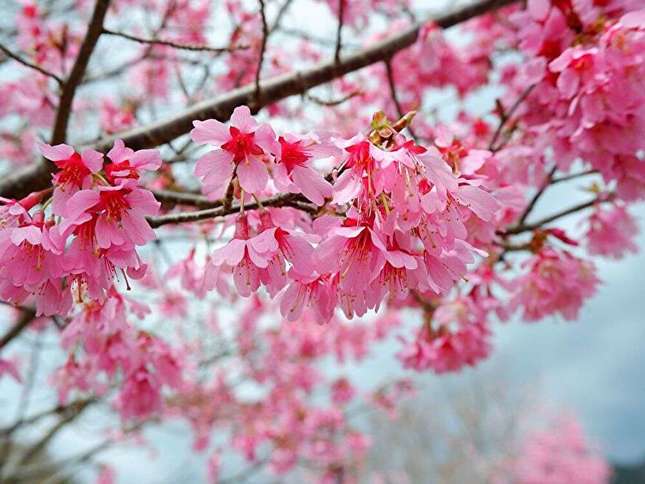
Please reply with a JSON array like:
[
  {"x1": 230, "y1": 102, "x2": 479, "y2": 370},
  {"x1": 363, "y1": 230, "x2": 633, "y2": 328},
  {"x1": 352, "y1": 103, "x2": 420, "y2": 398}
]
[{"x1": 192, "y1": 106, "x2": 277, "y2": 198}]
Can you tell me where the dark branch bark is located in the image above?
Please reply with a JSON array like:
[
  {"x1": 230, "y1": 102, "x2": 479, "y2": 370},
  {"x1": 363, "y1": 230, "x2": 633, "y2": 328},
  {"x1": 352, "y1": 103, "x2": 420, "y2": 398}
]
[
  {"x1": 0, "y1": 43, "x2": 63, "y2": 84},
  {"x1": 0, "y1": 309, "x2": 36, "y2": 352},
  {"x1": 102, "y1": 28, "x2": 247, "y2": 53},
  {"x1": 255, "y1": 0, "x2": 269, "y2": 100},
  {"x1": 515, "y1": 166, "x2": 557, "y2": 228},
  {"x1": 51, "y1": 0, "x2": 111, "y2": 144},
  {"x1": 0, "y1": 0, "x2": 518, "y2": 200},
  {"x1": 0, "y1": 0, "x2": 110, "y2": 201},
  {"x1": 152, "y1": 189, "x2": 222, "y2": 209},
  {"x1": 334, "y1": 0, "x2": 345, "y2": 63},
  {"x1": 504, "y1": 195, "x2": 613, "y2": 235}
]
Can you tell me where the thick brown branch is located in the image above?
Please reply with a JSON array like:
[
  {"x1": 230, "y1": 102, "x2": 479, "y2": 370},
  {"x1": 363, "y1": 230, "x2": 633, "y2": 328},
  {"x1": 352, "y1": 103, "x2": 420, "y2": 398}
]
[
  {"x1": 0, "y1": 0, "x2": 111, "y2": 201},
  {"x1": 0, "y1": 0, "x2": 518, "y2": 200}
]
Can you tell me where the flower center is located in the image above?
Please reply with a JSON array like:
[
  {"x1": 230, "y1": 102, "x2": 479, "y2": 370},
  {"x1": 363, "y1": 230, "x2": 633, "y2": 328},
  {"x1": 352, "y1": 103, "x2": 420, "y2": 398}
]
[
  {"x1": 99, "y1": 190, "x2": 130, "y2": 221},
  {"x1": 278, "y1": 137, "x2": 309, "y2": 172},
  {"x1": 222, "y1": 127, "x2": 264, "y2": 163},
  {"x1": 55, "y1": 153, "x2": 90, "y2": 188}
]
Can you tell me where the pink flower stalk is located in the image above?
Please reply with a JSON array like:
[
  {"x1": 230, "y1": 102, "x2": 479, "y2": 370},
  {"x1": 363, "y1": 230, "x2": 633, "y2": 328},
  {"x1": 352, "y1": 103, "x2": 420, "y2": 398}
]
[
  {"x1": 192, "y1": 105, "x2": 278, "y2": 198},
  {"x1": 210, "y1": 215, "x2": 280, "y2": 297}
]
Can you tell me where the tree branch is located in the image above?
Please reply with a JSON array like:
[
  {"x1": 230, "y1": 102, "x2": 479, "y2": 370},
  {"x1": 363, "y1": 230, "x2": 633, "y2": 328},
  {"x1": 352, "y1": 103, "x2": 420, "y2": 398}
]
[
  {"x1": 0, "y1": 0, "x2": 518, "y2": 200},
  {"x1": 514, "y1": 165, "x2": 557, "y2": 228},
  {"x1": 102, "y1": 28, "x2": 247, "y2": 53},
  {"x1": 504, "y1": 194, "x2": 613, "y2": 235},
  {"x1": 51, "y1": 0, "x2": 111, "y2": 144},
  {"x1": 0, "y1": 309, "x2": 37, "y2": 352},
  {"x1": 488, "y1": 84, "x2": 535, "y2": 151},
  {"x1": 152, "y1": 189, "x2": 222, "y2": 209},
  {"x1": 148, "y1": 193, "x2": 317, "y2": 228},
  {"x1": 334, "y1": 0, "x2": 345, "y2": 63},
  {"x1": 551, "y1": 169, "x2": 598, "y2": 185},
  {"x1": 384, "y1": 59, "x2": 417, "y2": 139},
  {"x1": 0, "y1": 43, "x2": 63, "y2": 84},
  {"x1": 255, "y1": 0, "x2": 269, "y2": 101}
]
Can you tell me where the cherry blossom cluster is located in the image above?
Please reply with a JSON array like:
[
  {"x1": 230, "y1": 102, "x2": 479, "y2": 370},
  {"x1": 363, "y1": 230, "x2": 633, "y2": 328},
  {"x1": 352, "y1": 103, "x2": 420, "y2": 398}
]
[
  {"x1": 193, "y1": 106, "x2": 503, "y2": 326},
  {"x1": 0, "y1": 140, "x2": 160, "y2": 316},
  {"x1": 54, "y1": 289, "x2": 182, "y2": 420},
  {"x1": 1, "y1": 0, "x2": 644, "y2": 481},
  {"x1": 506, "y1": 2, "x2": 645, "y2": 198}
]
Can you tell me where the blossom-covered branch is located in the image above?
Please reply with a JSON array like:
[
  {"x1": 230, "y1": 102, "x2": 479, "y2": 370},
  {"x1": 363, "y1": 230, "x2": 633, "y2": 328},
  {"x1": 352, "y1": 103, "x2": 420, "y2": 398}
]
[{"x1": 0, "y1": 0, "x2": 518, "y2": 200}]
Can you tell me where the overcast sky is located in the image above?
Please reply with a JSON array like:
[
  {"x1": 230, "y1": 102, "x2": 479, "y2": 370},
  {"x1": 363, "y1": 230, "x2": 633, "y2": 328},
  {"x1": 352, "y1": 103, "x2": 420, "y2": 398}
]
[{"x1": 1, "y1": 1, "x2": 643, "y2": 482}]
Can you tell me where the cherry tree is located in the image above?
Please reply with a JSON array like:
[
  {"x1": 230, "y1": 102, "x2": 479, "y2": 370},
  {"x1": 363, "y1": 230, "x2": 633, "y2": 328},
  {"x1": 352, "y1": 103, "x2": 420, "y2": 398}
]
[{"x1": 0, "y1": 0, "x2": 642, "y2": 481}]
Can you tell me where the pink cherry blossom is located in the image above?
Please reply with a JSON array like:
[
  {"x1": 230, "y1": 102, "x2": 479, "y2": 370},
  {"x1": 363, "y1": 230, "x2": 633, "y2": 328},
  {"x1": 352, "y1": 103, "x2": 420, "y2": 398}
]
[
  {"x1": 510, "y1": 248, "x2": 600, "y2": 321},
  {"x1": 586, "y1": 204, "x2": 638, "y2": 258},
  {"x1": 273, "y1": 133, "x2": 336, "y2": 205},
  {"x1": 192, "y1": 106, "x2": 278, "y2": 198}
]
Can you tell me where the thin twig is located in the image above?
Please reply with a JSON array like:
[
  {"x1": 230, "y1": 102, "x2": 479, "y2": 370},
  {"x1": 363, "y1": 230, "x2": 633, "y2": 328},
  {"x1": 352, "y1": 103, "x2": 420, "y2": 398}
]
[
  {"x1": 16, "y1": 399, "x2": 94, "y2": 467},
  {"x1": 0, "y1": 398, "x2": 98, "y2": 437},
  {"x1": 0, "y1": 43, "x2": 63, "y2": 84},
  {"x1": 551, "y1": 169, "x2": 598, "y2": 185},
  {"x1": 102, "y1": 28, "x2": 247, "y2": 53},
  {"x1": 488, "y1": 84, "x2": 535, "y2": 151},
  {"x1": 269, "y1": 0, "x2": 295, "y2": 34},
  {"x1": 255, "y1": 0, "x2": 269, "y2": 102},
  {"x1": 515, "y1": 165, "x2": 557, "y2": 227},
  {"x1": 0, "y1": 308, "x2": 36, "y2": 351},
  {"x1": 306, "y1": 90, "x2": 360, "y2": 106},
  {"x1": 384, "y1": 59, "x2": 417, "y2": 140},
  {"x1": 334, "y1": 0, "x2": 345, "y2": 63},
  {"x1": 152, "y1": 189, "x2": 222, "y2": 209},
  {"x1": 504, "y1": 194, "x2": 613, "y2": 235}
]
